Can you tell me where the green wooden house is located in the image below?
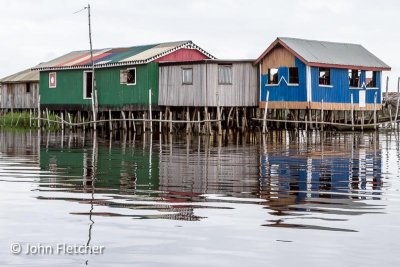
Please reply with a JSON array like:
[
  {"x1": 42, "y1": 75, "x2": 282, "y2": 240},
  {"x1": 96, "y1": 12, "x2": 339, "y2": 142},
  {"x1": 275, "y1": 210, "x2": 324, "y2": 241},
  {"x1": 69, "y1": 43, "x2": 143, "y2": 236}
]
[{"x1": 33, "y1": 41, "x2": 214, "y2": 112}]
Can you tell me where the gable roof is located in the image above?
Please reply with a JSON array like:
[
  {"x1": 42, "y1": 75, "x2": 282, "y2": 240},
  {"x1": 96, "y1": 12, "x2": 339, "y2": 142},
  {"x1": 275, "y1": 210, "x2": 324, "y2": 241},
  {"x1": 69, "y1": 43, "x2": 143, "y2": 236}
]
[
  {"x1": 255, "y1": 37, "x2": 391, "y2": 71},
  {"x1": 0, "y1": 68, "x2": 39, "y2": 84},
  {"x1": 32, "y1": 41, "x2": 215, "y2": 71}
]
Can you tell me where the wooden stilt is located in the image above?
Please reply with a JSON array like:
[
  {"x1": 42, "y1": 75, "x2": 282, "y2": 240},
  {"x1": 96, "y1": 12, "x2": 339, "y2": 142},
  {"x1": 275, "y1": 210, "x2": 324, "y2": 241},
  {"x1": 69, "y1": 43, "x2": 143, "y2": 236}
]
[
  {"x1": 321, "y1": 99, "x2": 324, "y2": 131},
  {"x1": 186, "y1": 107, "x2": 191, "y2": 134},
  {"x1": 235, "y1": 107, "x2": 239, "y2": 130},
  {"x1": 373, "y1": 92, "x2": 377, "y2": 130},
  {"x1": 169, "y1": 108, "x2": 173, "y2": 134},
  {"x1": 159, "y1": 111, "x2": 162, "y2": 133},
  {"x1": 131, "y1": 112, "x2": 136, "y2": 132},
  {"x1": 108, "y1": 110, "x2": 112, "y2": 131},
  {"x1": 121, "y1": 111, "x2": 127, "y2": 131},
  {"x1": 46, "y1": 108, "x2": 50, "y2": 128},
  {"x1": 128, "y1": 111, "x2": 132, "y2": 129},
  {"x1": 262, "y1": 91, "x2": 269, "y2": 134},
  {"x1": 149, "y1": 89, "x2": 153, "y2": 133},
  {"x1": 197, "y1": 110, "x2": 201, "y2": 134},
  {"x1": 29, "y1": 109, "x2": 32, "y2": 128},
  {"x1": 351, "y1": 94, "x2": 354, "y2": 131},
  {"x1": 67, "y1": 112, "x2": 72, "y2": 129},
  {"x1": 217, "y1": 106, "x2": 222, "y2": 135},
  {"x1": 61, "y1": 112, "x2": 64, "y2": 130}
]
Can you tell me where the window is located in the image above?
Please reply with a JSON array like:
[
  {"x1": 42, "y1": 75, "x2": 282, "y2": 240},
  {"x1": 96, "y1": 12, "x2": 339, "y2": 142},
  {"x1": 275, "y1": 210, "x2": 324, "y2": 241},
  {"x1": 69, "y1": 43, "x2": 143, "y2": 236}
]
[
  {"x1": 366, "y1": 71, "x2": 377, "y2": 88},
  {"x1": 127, "y1": 68, "x2": 136, "y2": 85},
  {"x1": 288, "y1": 67, "x2": 299, "y2": 84},
  {"x1": 319, "y1": 68, "x2": 331, "y2": 85},
  {"x1": 218, "y1": 65, "x2": 232, "y2": 84},
  {"x1": 26, "y1": 83, "x2": 31, "y2": 93},
  {"x1": 84, "y1": 71, "x2": 93, "y2": 99},
  {"x1": 182, "y1": 68, "x2": 193, "y2": 84},
  {"x1": 349, "y1": 69, "x2": 361, "y2": 87},
  {"x1": 49, "y1": 72, "x2": 57, "y2": 88},
  {"x1": 267, "y1": 68, "x2": 278, "y2": 84},
  {"x1": 120, "y1": 68, "x2": 136, "y2": 85}
]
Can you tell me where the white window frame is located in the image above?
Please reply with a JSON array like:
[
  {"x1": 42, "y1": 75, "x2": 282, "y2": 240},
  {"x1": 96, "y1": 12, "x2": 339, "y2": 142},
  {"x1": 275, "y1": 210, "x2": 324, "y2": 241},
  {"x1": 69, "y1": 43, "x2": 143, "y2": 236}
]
[
  {"x1": 49, "y1": 72, "x2": 57, "y2": 88},
  {"x1": 83, "y1": 70, "x2": 93, "y2": 100},
  {"x1": 182, "y1": 67, "x2": 193, "y2": 85},
  {"x1": 218, "y1": 65, "x2": 233, "y2": 85},
  {"x1": 126, "y1": 67, "x2": 136, "y2": 86}
]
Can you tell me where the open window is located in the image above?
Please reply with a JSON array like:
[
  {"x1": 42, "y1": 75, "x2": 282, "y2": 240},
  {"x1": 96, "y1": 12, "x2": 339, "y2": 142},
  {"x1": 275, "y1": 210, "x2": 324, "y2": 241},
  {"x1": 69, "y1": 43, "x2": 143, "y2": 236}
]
[
  {"x1": 349, "y1": 69, "x2": 361, "y2": 87},
  {"x1": 26, "y1": 83, "x2": 31, "y2": 93},
  {"x1": 288, "y1": 67, "x2": 299, "y2": 84},
  {"x1": 120, "y1": 68, "x2": 136, "y2": 85},
  {"x1": 267, "y1": 68, "x2": 278, "y2": 85},
  {"x1": 218, "y1": 65, "x2": 232, "y2": 84},
  {"x1": 319, "y1": 68, "x2": 331, "y2": 85},
  {"x1": 182, "y1": 68, "x2": 193, "y2": 85},
  {"x1": 83, "y1": 71, "x2": 93, "y2": 99},
  {"x1": 366, "y1": 71, "x2": 377, "y2": 88}
]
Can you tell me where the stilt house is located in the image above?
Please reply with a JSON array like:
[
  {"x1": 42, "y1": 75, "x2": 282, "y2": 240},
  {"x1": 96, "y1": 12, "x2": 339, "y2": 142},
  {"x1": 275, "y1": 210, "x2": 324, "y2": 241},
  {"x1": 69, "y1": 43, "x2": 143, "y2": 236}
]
[
  {"x1": 255, "y1": 37, "x2": 391, "y2": 111},
  {"x1": 0, "y1": 69, "x2": 39, "y2": 111},
  {"x1": 158, "y1": 59, "x2": 258, "y2": 107},
  {"x1": 32, "y1": 41, "x2": 214, "y2": 112}
]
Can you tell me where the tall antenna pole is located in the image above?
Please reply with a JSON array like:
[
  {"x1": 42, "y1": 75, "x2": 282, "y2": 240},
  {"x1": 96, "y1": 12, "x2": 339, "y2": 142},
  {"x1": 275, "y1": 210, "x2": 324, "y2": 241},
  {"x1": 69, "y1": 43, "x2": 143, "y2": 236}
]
[{"x1": 87, "y1": 4, "x2": 97, "y2": 130}]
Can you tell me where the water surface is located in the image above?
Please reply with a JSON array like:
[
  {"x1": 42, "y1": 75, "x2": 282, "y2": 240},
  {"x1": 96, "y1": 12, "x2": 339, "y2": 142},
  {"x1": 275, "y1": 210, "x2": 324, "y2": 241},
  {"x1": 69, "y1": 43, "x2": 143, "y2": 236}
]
[{"x1": 0, "y1": 130, "x2": 399, "y2": 266}]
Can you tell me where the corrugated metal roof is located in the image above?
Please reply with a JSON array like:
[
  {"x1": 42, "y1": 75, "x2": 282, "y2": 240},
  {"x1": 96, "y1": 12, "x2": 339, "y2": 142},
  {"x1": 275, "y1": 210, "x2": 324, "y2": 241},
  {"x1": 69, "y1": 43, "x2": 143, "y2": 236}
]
[
  {"x1": 256, "y1": 37, "x2": 391, "y2": 70},
  {"x1": 0, "y1": 68, "x2": 39, "y2": 83},
  {"x1": 32, "y1": 41, "x2": 215, "y2": 71}
]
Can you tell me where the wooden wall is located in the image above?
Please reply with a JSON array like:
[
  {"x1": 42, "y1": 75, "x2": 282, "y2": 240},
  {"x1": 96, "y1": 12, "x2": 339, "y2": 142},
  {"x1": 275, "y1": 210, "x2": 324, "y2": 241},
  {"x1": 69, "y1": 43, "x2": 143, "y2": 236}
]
[
  {"x1": 261, "y1": 46, "x2": 295, "y2": 73},
  {"x1": 158, "y1": 62, "x2": 258, "y2": 107},
  {"x1": 0, "y1": 82, "x2": 39, "y2": 109}
]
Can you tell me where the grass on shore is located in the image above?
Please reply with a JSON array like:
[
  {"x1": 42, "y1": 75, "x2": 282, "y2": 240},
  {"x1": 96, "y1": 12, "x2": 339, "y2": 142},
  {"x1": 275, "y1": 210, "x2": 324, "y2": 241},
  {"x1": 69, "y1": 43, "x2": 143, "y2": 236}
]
[{"x1": 0, "y1": 111, "x2": 60, "y2": 130}]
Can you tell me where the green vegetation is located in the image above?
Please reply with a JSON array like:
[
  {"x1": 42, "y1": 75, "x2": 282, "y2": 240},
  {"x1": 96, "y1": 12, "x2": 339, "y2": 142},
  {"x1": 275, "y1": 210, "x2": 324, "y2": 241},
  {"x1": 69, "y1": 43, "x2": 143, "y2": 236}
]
[{"x1": 0, "y1": 111, "x2": 60, "y2": 130}]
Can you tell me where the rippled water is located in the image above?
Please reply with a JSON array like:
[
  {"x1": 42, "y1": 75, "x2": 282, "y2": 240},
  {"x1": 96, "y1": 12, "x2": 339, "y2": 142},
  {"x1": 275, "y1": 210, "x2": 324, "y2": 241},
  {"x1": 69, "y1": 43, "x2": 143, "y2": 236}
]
[{"x1": 1, "y1": 129, "x2": 400, "y2": 266}]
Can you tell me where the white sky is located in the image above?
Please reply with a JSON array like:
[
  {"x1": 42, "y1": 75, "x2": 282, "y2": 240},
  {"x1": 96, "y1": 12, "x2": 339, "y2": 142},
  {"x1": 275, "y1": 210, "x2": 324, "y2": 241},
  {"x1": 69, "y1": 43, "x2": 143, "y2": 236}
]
[{"x1": 1, "y1": 0, "x2": 399, "y2": 91}]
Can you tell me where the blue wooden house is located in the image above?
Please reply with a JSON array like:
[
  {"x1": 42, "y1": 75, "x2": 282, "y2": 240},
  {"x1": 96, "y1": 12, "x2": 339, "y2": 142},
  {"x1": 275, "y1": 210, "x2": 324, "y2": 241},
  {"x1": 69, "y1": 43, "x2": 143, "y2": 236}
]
[{"x1": 255, "y1": 37, "x2": 391, "y2": 111}]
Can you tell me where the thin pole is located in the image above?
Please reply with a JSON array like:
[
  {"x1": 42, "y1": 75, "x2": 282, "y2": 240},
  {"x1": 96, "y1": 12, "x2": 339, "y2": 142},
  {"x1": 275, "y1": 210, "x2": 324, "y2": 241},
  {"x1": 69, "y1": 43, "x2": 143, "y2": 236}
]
[
  {"x1": 373, "y1": 92, "x2": 377, "y2": 131},
  {"x1": 262, "y1": 91, "x2": 269, "y2": 134},
  {"x1": 351, "y1": 93, "x2": 354, "y2": 131},
  {"x1": 87, "y1": 4, "x2": 97, "y2": 131},
  {"x1": 149, "y1": 89, "x2": 153, "y2": 133}
]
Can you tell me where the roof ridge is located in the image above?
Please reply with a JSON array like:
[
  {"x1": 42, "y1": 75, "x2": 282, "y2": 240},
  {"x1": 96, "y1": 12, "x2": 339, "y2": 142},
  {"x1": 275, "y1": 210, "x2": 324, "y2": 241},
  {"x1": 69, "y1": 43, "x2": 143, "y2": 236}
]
[{"x1": 278, "y1": 37, "x2": 363, "y2": 47}]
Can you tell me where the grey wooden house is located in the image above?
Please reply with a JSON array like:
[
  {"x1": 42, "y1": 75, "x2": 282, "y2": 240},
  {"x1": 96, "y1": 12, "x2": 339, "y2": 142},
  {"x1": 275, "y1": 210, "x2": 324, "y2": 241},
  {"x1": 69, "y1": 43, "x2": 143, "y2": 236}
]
[
  {"x1": 0, "y1": 69, "x2": 39, "y2": 111},
  {"x1": 158, "y1": 59, "x2": 258, "y2": 107}
]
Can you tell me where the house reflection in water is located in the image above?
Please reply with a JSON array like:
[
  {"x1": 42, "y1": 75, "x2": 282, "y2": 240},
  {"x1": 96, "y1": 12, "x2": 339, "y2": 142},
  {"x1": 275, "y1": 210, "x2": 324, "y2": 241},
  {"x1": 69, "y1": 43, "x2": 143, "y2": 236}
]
[{"x1": 259, "y1": 131, "x2": 383, "y2": 231}]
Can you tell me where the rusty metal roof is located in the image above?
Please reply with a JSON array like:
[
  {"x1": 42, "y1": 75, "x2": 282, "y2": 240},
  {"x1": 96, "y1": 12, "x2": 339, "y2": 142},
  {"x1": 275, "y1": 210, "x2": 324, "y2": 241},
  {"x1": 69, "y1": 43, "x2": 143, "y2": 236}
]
[
  {"x1": 32, "y1": 41, "x2": 215, "y2": 71},
  {"x1": 0, "y1": 68, "x2": 39, "y2": 83}
]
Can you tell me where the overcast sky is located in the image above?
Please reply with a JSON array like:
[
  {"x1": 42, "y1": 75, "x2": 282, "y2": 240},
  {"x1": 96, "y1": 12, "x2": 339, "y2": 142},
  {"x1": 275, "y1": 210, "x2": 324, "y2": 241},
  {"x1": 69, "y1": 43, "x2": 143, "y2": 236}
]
[{"x1": 1, "y1": 0, "x2": 399, "y2": 90}]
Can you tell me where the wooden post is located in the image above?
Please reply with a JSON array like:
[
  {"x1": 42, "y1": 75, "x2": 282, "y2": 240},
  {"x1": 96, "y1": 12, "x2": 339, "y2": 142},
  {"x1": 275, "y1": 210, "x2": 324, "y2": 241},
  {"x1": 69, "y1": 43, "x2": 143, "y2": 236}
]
[
  {"x1": 29, "y1": 109, "x2": 32, "y2": 128},
  {"x1": 396, "y1": 77, "x2": 400, "y2": 130},
  {"x1": 217, "y1": 106, "x2": 222, "y2": 135},
  {"x1": 351, "y1": 93, "x2": 354, "y2": 131},
  {"x1": 91, "y1": 92, "x2": 96, "y2": 131},
  {"x1": 308, "y1": 108, "x2": 313, "y2": 130},
  {"x1": 61, "y1": 112, "x2": 64, "y2": 130},
  {"x1": 169, "y1": 108, "x2": 173, "y2": 134},
  {"x1": 385, "y1": 76, "x2": 389, "y2": 105},
  {"x1": 128, "y1": 111, "x2": 132, "y2": 129},
  {"x1": 305, "y1": 109, "x2": 308, "y2": 131},
  {"x1": 45, "y1": 108, "x2": 50, "y2": 128},
  {"x1": 131, "y1": 112, "x2": 136, "y2": 132},
  {"x1": 108, "y1": 110, "x2": 112, "y2": 131},
  {"x1": 159, "y1": 111, "x2": 162, "y2": 133},
  {"x1": 197, "y1": 110, "x2": 201, "y2": 134},
  {"x1": 262, "y1": 91, "x2": 269, "y2": 134},
  {"x1": 149, "y1": 89, "x2": 153, "y2": 133},
  {"x1": 235, "y1": 107, "x2": 239, "y2": 130},
  {"x1": 321, "y1": 99, "x2": 324, "y2": 131},
  {"x1": 373, "y1": 92, "x2": 377, "y2": 130},
  {"x1": 186, "y1": 107, "x2": 191, "y2": 134},
  {"x1": 121, "y1": 111, "x2": 127, "y2": 131},
  {"x1": 67, "y1": 112, "x2": 72, "y2": 129},
  {"x1": 37, "y1": 95, "x2": 40, "y2": 128}
]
